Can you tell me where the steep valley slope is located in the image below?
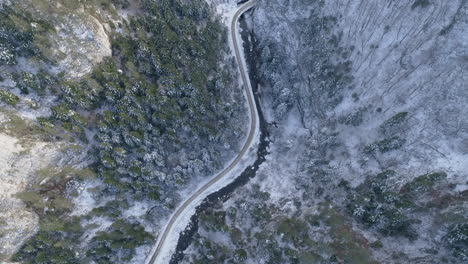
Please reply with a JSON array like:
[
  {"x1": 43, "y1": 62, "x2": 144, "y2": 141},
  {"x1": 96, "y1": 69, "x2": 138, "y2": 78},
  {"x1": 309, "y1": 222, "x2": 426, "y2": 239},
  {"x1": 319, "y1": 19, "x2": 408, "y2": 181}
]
[
  {"x1": 0, "y1": 0, "x2": 248, "y2": 262},
  {"x1": 182, "y1": 0, "x2": 468, "y2": 263}
]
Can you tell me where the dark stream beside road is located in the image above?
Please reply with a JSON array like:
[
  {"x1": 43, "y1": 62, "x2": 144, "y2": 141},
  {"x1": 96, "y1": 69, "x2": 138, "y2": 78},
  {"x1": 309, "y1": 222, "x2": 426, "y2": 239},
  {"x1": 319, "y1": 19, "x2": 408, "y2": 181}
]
[{"x1": 168, "y1": 8, "x2": 270, "y2": 264}]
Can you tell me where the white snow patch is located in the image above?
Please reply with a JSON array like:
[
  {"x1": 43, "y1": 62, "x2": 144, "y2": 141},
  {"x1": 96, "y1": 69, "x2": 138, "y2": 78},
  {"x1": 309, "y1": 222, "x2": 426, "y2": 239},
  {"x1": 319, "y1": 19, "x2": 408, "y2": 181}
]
[
  {"x1": 123, "y1": 200, "x2": 152, "y2": 219},
  {"x1": 0, "y1": 127, "x2": 62, "y2": 259},
  {"x1": 71, "y1": 180, "x2": 102, "y2": 216},
  {"x1": 130, "y1": 244, "x2": 153, "y2": 264},
  {"x1": 454, "y1": 184, "x2": 468, "y2": 193}
]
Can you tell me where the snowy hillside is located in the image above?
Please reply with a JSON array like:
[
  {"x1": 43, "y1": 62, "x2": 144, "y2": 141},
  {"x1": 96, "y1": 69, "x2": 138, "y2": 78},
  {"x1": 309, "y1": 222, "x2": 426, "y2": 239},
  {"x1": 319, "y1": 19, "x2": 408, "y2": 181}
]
[{"x1": 182, "y1": 0, "x2": 468, "y2": 263}]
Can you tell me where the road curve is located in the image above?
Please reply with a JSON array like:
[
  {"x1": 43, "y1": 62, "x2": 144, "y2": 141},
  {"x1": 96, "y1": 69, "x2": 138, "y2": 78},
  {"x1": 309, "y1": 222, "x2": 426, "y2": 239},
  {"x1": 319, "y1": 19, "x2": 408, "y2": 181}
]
[{"x1": 146, "y1": 1, "x2": 258, "y2": 263}]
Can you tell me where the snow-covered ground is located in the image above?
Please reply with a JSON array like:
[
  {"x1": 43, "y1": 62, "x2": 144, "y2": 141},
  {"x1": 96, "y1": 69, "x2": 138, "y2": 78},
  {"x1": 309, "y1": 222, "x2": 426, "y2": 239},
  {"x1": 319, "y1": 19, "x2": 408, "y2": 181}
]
[
  {"x1": 0, "y1": 114, "x2": 61, "y2": 261},
  {"x1": 144, "y1": 1, "x2": 261, "y2": 263},
  {"x1": 181, "y1": 0, "x2": 468, "y2": 263},
  {"x1": 145, "y1": 140, "x2": 259, "y2": 263}
]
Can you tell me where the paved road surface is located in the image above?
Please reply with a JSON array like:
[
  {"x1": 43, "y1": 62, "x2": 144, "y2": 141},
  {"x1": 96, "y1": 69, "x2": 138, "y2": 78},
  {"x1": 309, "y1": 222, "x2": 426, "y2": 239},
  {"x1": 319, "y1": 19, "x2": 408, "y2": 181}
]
[{"x1": 146, "y1": 1, "x2": 257, "y2": 263}]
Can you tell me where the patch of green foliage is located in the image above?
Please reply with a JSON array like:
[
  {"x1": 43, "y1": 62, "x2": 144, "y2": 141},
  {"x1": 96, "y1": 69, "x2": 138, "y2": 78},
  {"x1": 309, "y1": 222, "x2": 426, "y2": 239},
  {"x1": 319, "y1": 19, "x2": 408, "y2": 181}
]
[
  {"x1": 15, "y1": 0, "x2": 236, "y2": 262},
  {"x1": 189, "y1": 196, "x2": 378, "y2": 264},
  {"x1": 379, "y1": 111, "x2": 408, "y2": 135},
  {"x1": 13, "y1": 167, "x2": 92, "y2": 263},
  {"x1": 277, "y1": 217, "x2": 309, "y2": 244},
  {"x1": 370, "y1": 240, "x2": 383, "y2": 249},
  {"x1": 319, "y1": 205, "x2": 379, "y2": 264},
  {"x1": 0, "y1": 111, "x2": 67, "y2": 145},
  {"x1": 46, "y1": 0, "x2": 234, "y2": 195},
  {"x1": 14, "y1": 165, "x2": 153, "y2": 263},
  {"x1": 401, "y1": 172, "x2": 447, "y2": 195},
  {"x1": 17, "y1": 166, "x2": 95, "y2": 216},
  {"x1": 0, "y1": 4, "x2": 53, "y2": 66},
  {"x1": 445, "y1": 223, "x2": 468, "y2": 261},
  {"x1": 86, "y1": 220, "x2": 154, "y2": 263},
  {"x1": 364, "y1": 136, "x2": 406, "y2": 154},
  {"x1": 86, "y1": 200, "x2": 129, "y2": 219},
  {"x1": 233, "y1": 248, "x2": 248, "y2": 262},
  {"x1": 0, "y1": 89, "x2": 19, "y2": 106},
  {"x1": 348, "y1": 171, "x2": 418, "y2": 240},
  {"x1": 13, "y1": 71, "x2": 58, "y2": 95},
  {"x1": 348, "y1": 170, "x2": 449, "y2": 243},
  {"x1": 13, "y1": 217, "x2": 83, "y2": 264}
]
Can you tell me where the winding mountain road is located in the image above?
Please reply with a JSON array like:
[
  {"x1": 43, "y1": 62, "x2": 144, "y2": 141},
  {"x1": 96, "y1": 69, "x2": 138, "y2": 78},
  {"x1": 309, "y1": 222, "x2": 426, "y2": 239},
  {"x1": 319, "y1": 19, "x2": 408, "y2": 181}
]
[{"x1": 145, "y1": 1, "x2": 258, "y2": 263}]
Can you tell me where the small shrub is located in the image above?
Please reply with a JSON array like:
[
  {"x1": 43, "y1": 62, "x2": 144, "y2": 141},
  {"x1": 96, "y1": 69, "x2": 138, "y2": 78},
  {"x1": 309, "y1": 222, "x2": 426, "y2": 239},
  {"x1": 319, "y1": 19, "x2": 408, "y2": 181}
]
[
  {"x1": 370, "y1": 240, "x2": 383, "y2": 249},
  {"x1": 445, "y1": 223, "x2": 468, "y2": 261},
  {"x1": 379, "y1": 111, "x2": 408, "y2": 135},
  {"x1": 348, "y1": 171, "x2": 418, "y2": 240},
  {"x1": 401, "y1": 172, "x2": 447, "y2": 195},
  {"x1": 234, "y1": 248, "x2": 248, "y2": 262},
  {"x1": 0, "y1": 89, "x2": 19, "y2": 106},
  {"x1": 86, "y1": 220, "x2": 154, "y2": 263},
  {"x1": 277, "y1": 218, "x2": 309, "y2": 244},
  {"x1": 364, "y1": 136, "x2": 406, "y2": 154},
  {"x1": 412, "y1": 0, "x2": 430, "y2": 9}
]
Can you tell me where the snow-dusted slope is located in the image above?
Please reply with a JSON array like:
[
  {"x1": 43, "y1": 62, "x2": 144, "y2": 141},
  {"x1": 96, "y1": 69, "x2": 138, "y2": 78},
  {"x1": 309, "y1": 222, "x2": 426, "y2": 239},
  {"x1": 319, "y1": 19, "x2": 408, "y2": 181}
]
[
  {"x1": 145, "y1": 1, "x2": 260, "y2": 263},
  {"x1": 182, "y1": 0, "x2": 468, "y2": 263}
]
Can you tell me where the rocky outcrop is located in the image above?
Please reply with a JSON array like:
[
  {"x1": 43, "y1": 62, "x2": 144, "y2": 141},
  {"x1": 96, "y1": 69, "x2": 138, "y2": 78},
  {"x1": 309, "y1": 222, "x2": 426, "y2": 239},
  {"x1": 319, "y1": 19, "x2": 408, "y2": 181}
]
[
  {"x1": 50, "y1": 13, "x2": 112, "y2": 79},
  {"x1": 0, "y1": 123, "x2": 59, "y2": 261}
]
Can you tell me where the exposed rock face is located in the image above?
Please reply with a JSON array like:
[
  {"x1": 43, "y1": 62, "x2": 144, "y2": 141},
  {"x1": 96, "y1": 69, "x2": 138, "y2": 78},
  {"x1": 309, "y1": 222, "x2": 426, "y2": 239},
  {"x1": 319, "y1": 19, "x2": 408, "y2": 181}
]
[
  {"x1": 2, "y1": 0, "x2": 113, "y2": 79},
  {"x1": 50, "y1": 13, "x2": 112, "y2": 79},
  {"x1": 0, "y1": 116, "x2": 61, "y2": 261},
  {"x1": 1, "y1": 1, "x2": 249, "y2": 263},
  {"x1": 1, "y1": 0, "x2": 467, "y2": 262}
]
